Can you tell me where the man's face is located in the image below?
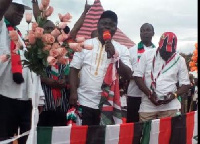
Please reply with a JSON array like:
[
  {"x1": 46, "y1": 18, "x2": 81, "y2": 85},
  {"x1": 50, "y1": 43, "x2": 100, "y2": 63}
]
[
  {"x1": 4, "y1": 3, "x2": 24, "y2": 26},
  {"x1": 159, "y1": 46, "x2": 175, "y2": 61},
  {"x1": 140, "y1": 24, "x2": 154, "y2": 43},
  {"x1": 97, "y1": 18, "x2": 117, "y2": 41}
]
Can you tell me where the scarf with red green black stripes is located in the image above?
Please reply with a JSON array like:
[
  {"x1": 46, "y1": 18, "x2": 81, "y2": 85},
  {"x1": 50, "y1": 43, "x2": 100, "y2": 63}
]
[
  {"x1": 5, "y1": 19, "x2": 23, "y2": 79},
  {"x1": 51, "y1": 64, "x2": 62, "y2": 101},
  {"x1": 99, "y1": 62, "x2": 122, "y2": 125},
  {"x1": 137, "y1": 41, "x2": 156, "y2": 61}
]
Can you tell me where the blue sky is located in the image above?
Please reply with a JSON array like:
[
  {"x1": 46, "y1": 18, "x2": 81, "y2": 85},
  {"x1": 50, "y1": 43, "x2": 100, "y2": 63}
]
[{"x1": 19, "y1": 0, "x2": 197, "y2": 54}]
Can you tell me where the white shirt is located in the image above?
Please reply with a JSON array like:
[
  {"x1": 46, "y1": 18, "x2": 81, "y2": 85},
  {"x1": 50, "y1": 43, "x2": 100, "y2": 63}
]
[
  {"x1": 133, "y1": 48, "x2": 190, "y2": 112},
  {"x1": 127, "y1": 44, "x2": 155, "y2": 97},
  {"x1": 0, "y1": 19, "x2": 44, "y2": 101},
  {"x1": 70, "y1": 38, "x2": 132, "y2": 109}
]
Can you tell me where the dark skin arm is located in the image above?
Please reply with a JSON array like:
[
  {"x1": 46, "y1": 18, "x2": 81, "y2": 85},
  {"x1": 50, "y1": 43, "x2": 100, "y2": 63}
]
[
  {"x1": 69, "y1": 67, "x2": 80, "y2": 106},
  {"x1": 0, "y1": 0, "x2": 12, "y2": 20},
  {"x1": 134, "y1": 76, "x2": 151, "y2": 96},
  {"x1": 32, "y1": 0, "x2": 40, "y2": 21},
  {"x1": 134, "y1": 76, "x2": 162, "y2": 106},
  {"x1": 69, "y1": 0, "x2": 91, "y2": 40},
  {"x1": 40, "y1": 76, "x2": 67, "y2": 89}
]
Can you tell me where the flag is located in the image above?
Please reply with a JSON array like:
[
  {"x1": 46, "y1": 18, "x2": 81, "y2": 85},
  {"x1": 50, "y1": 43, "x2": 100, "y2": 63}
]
[{"x1": 37, "y1": 111, "x2": 197, "y2": 144}]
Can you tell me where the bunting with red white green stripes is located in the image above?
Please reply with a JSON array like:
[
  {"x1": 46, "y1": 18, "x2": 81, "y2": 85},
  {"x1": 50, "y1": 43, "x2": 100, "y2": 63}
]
[{"x1": 37, "y1": 111, "x2": 197, "y2": 144}]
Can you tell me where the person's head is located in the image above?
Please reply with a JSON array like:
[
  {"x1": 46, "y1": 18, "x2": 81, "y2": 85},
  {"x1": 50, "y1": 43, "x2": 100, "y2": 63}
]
[
  {"x1": 140, "y1": 23, "x2": 154, "y2": 44},
  {"x1": 4, "y1": 0, "x2": 31, "y2": 26},
  {"x1": 97, "y1": 10, "x2": 118, "y2": 42},
  {"x1": 158, "y1": 32, "x2": 177, "y2": 61},
  {"x1": 91, "y1": 29, "x2": 98, "y2": 38},
  {"x1": 42, "y1": 20, "x2": 55, "y2": 33}
]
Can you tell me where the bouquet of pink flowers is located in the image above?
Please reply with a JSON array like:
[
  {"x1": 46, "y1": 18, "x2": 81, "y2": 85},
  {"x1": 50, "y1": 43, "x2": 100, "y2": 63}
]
[{"x1": 22, "y1": 0, "x2": 93, "y2": 76}]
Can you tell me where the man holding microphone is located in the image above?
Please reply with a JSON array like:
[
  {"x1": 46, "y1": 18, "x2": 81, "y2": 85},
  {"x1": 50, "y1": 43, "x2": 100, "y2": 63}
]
[{"x1": 69, "y1": 10, "x2": 132, "y2": 125}]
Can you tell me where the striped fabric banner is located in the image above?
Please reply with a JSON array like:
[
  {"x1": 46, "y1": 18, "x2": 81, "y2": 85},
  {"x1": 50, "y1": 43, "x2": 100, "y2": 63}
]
[
  {"x1": 192, "y1": 111, "x2": 198, "y2": 144},
  {"x1": 86, "y1": 125, "x2": 106, "y2": 144},
  {"x1": 76, "y1": 0, "x2": 135, "y2": 48},
  {"x1": 37, "y1": 111, "x2": 198, "y2": 144},
  {"x1": 105, "y1": 125, "x2": 120, "y2": 144},
  {"x1": 159, "y1": 117, "x2": 172, "y2": 144}
]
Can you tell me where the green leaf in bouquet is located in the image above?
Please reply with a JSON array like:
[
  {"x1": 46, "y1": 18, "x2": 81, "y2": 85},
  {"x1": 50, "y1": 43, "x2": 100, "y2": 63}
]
[
  {"x1": 42, "y1": 58, "x2": 48, "y2": 67},
  {"x1": 37, "y1": 48, "x2": 43, "y2": 55},
  {"x1": 67, "y1": 48, "x2": 74, "y2": 54},
  {"x1": 43, "y1": 50, "x2": 49, "y2": 55},
  {"x1": 24, "y1": 51, "x2": 29, "y2": 59},
  {"x1": 36, "y1": 39, "x2": 44, "y2": 49},
  {"x1": 37, "y1": 48, "x2": 44, "y2": 59},
  {"x1": 64, "y1": 64, "x2": 70, "y2": 76},
  {"x1": 37, "y1": 16, "x2": 48, "y2": 27}
]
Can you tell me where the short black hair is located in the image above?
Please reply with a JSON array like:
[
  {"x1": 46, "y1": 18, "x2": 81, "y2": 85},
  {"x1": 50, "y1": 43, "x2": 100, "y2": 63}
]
[
  {"x1": 141, "y1": 23, "x2": 154, "y2": 32},
  {"x1": 99, "y1": 10, "x2": 118, "y2": 23},
  {"x1": 63, "y1": 26, "x2": 70, "y2": 34}
]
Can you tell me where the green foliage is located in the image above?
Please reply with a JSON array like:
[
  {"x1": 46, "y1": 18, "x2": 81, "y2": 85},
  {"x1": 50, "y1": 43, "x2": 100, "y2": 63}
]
[
  {"x1": 22, "y1": 14, "x2": 74, "y2": 77},
  {"x1": 37, "y1": 16, "x2": 47, "y2": 27},
  {"x1": 22, "y1": 39, "x2": 48, "y2": 76}
]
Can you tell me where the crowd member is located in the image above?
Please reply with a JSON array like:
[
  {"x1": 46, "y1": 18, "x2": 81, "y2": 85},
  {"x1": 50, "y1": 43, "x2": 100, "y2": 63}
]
[
  {"x1": 187, "y1": 73, "x2": 195, "y2": 112},
  {"x1": 133, "y1": 32, "x2": 190, "y2": 122},
  {"x1": 192, "y1": 77, "x2": 198, "y2": 111},
  {"x1": 31, "y1": 0, "x2": 92, "y2": 126},
  {"x1": 37, "y1": 23, "x2": 71, "y2": 127},
  {"x1": 31, "y1": 0, "x2": 70, "y2": 127},
  {"x1": 0, "y1": 0, "x2": 44, "y2": 143},
  {"x1": 189, "y1": 71, "x2": 198, "y2": 111},
  {"x1": 69, "y1": 10, "x2": 132, "y2": 125},
  {"x1": 127, "y1": 23, "x2": 155, "y2": 123}
]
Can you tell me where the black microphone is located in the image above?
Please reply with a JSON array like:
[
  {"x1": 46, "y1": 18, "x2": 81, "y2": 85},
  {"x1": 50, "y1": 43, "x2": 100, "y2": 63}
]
[{"x1": 103, "y1": 30, "x2": 112, "y2": 59}]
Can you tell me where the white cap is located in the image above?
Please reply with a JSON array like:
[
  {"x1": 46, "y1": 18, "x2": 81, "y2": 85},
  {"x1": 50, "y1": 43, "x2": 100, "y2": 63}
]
[{"x1": 12, "y1": 0, "x2": 32, "y2": 10}]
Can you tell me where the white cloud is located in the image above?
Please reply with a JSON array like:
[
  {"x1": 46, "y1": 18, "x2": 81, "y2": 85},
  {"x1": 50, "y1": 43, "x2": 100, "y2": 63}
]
[{"x1": 19, "y1": 0, "x2": 197, "y2": 54}]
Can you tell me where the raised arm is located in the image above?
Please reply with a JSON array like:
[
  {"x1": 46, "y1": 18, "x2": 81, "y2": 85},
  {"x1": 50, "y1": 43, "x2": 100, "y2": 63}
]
[
  {"x1": 69, "y1": 0, "x2": 91, "y2": 40},
  {"x1": 32, "y1": 0, "x2": 40, "y2": 21},
  {"x1": 0, "y1": 0, "x2": 12, "y2": 20},
  {"x1": 69, "y1": 67, "x2": 80, "y2": 106}
]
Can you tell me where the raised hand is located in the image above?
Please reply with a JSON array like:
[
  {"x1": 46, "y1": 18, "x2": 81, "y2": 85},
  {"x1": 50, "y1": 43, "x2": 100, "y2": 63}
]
[
  {"x1": 84, "y1": 0, "x2": 92, "y2": 12},
  {"x1": 105, "y1": 41, "x2": 115, "y2": 58}
]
